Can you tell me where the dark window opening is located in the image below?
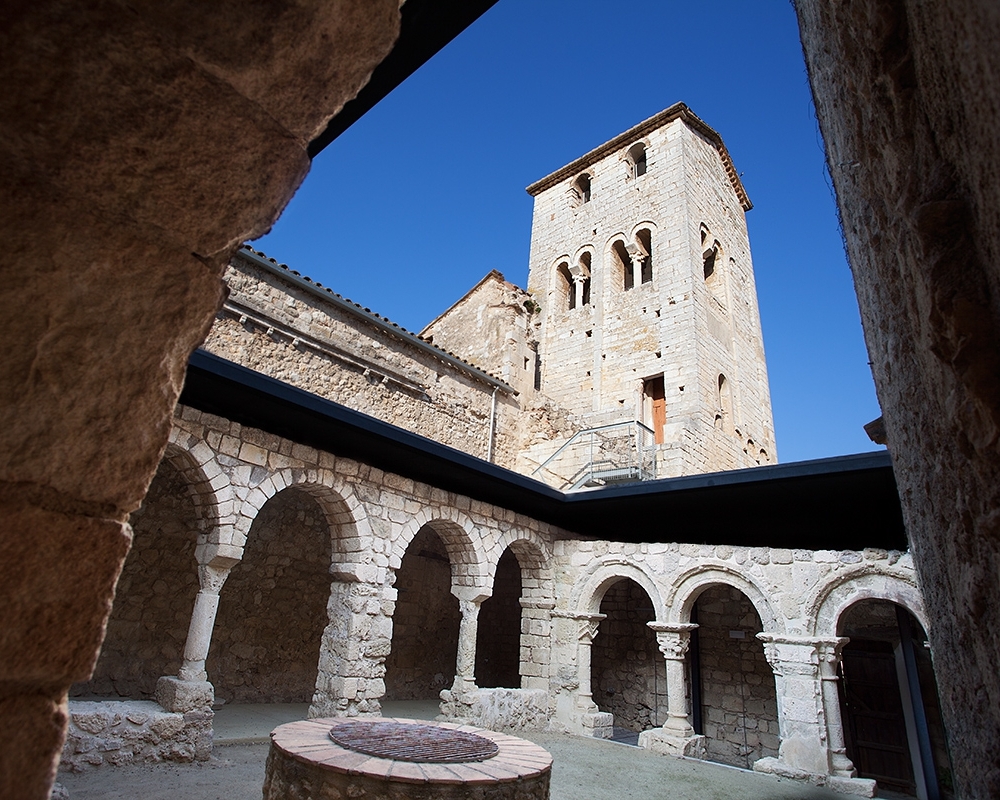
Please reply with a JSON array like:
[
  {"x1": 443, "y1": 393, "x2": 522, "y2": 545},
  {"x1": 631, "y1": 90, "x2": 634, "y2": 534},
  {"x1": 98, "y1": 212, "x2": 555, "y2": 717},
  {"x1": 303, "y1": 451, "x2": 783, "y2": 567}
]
[{"x1": 637, "y1": 229, "x2": 653, "y2": 283}]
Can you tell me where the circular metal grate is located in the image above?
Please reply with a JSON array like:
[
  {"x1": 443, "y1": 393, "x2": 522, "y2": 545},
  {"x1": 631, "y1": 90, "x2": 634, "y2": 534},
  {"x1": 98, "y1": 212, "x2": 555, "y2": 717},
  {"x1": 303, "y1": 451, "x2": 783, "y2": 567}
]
[{"x1": 328, "y1": 721, "x2": 500, "y2": 763}]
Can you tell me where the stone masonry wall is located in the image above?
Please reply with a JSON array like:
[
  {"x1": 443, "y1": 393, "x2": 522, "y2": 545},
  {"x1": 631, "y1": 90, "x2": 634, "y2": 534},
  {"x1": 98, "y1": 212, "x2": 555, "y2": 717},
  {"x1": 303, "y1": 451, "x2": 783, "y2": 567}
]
[
  {"x1": 421, "y1": 271, "x2": 540, "y2": 398},
  {"x1": 206, "y1": 253, "x2": 524, "y2": 469},
  {"x1": 383, "y1": 526, "x2": 461, "y2": 700},
  {"x1": 695, "y1": 585, "x2": 779, "y2": 768},
  {"x1": 476, "y1": 548, "x2": 522, "y2": 689},
  {"x1": 75, "y1": 459, "x2": 199, "y2": 700},
  {"x1": 207, "y1": 487, "x2": 330, "y2": 703},
  {"x1": 525, "y1": 109, "x2": 775, "y2": 478},
  {"x1": 592, "y1": 579, "x2": 664, "y2": 733},
  {"x1": 61, "y1": 701, "x2": 212, "y2": 771},
  {"x1": 74, "y1": 402, "x2": 927, "y2": 792}
]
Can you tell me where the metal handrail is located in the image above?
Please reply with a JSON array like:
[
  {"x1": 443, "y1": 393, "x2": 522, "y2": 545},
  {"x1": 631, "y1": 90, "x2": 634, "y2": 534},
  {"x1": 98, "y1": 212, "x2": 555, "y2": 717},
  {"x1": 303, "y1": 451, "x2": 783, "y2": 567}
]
[{"x1": 531, "y1": 420, "x2": 658, "y2": 490}]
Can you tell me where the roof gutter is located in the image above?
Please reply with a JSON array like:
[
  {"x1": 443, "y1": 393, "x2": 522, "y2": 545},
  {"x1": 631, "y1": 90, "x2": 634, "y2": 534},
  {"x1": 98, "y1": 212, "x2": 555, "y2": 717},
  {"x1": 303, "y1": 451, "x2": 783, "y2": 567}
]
[{"x1": 236, "y1": 247, "x2": 515, "y2": 395}]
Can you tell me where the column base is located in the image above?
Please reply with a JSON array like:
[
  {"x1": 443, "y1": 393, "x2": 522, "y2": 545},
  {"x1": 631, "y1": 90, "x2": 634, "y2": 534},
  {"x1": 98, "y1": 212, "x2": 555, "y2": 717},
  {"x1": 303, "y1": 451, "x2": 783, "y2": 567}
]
[
  {"x1": 155, "y1": 676, "x2": 214, "y2": 713},
  {"x1": 580, "y1": 711, "x2": 613, "y2": 739},
  {"x1": 638, "y1": 728, "x2": 707, "y2": 758},
  {"x1": 753, "y1": 757, "x2": 877, "y2": 797}
]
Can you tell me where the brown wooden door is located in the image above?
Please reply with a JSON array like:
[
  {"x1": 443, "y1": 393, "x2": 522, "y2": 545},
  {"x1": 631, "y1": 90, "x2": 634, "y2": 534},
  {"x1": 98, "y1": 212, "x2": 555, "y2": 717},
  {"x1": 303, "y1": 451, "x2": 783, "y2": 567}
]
[
  {"x1": 840, "y1": 640, "x2": 916, "y2": 794},
  {"x1": 644, "y1": 377, "x2": 665, "y2": 444}
]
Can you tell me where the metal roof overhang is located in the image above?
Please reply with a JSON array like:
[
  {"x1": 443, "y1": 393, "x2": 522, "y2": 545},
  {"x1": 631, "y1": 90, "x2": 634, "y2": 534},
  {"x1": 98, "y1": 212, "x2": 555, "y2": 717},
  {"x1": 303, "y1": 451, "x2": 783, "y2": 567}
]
[{"x1": 181, "y1": 350, "x2": 907, "y2": 551}]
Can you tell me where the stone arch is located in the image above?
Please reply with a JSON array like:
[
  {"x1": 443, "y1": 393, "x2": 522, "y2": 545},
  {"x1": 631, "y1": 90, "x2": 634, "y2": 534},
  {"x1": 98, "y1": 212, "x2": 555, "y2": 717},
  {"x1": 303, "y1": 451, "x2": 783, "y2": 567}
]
[
  {"x1": 548, "y1": 253, "x2": 574, "y2": 307},
  {"x1": 489, "y1": 530, "x2": 552, "y2": 593},
  {"x1": 807, "y1": 568, "x2": 927, "y2": 638},
  {"x1": 163, "y1": 432, "x2": 232, "y2": 537},
  {"x1": 209, "y1": 481, "x2": 335, "y2": 703},
  {"x1": 391, "y1": 509, "x2": 488, "y2": 595},
  {"x1": 607, "y1": 234, "x2": 635, "y2": 292},
  {"x1": 235, "y1": 467, "x2": 372, "y2": 572},
  {"x1": 665, "y1": 564, "x2": 782, "y2": 634},
  {"x1": 571, "y1": 558, "x2": 664, "y2": 621},
  {"x1": 629, "y1": 219, "x2": 658, "y2": 240},
  {"x1": 623, "y1": 139, "x2": 649, "y2": 178},
  {"x1": 474, "y1": 531, "x2": 554, "y2": 690},
  {"x1": 78, "y1": 448, "x2": 207, "y2": 699}
]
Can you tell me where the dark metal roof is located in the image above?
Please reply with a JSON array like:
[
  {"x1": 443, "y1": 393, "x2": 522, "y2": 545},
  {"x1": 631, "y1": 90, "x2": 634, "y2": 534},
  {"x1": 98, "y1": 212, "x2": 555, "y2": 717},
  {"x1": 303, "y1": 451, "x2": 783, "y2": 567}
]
[
  {"x1": 182, "y1": 351, "x2": 907, "y2": 550},
  {"x1": 308, "y1": 0, "x2": 501, "y2": 157}
]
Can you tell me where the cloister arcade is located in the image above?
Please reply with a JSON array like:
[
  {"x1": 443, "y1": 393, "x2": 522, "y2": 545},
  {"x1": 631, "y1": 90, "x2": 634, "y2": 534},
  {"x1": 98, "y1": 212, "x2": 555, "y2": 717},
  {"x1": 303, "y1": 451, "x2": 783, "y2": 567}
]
[{"x1": 66, "y1": 406, "x2": 941, "y2": 797}]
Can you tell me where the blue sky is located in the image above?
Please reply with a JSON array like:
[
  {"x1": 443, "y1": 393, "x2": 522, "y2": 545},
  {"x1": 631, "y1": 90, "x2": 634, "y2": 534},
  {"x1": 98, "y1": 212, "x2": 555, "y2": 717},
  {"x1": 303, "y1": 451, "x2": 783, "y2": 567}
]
[{"x1": 254, "y1": 0, "x2": 883, "y2": 464}]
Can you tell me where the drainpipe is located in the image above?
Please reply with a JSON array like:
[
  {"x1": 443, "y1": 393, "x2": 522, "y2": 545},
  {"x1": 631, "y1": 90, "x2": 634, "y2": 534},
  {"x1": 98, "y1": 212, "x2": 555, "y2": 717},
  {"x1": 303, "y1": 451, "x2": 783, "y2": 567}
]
[{"x1": 487, "y1": 386, "x2": 498, "y2": 463}]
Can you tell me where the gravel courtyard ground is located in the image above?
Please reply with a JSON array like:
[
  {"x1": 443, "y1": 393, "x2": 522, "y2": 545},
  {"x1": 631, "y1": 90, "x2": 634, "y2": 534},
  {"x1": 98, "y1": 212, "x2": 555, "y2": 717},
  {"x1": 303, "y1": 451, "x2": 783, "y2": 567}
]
[{"x1": 57, "y1": 733, "x2": 854, "y2": 800}]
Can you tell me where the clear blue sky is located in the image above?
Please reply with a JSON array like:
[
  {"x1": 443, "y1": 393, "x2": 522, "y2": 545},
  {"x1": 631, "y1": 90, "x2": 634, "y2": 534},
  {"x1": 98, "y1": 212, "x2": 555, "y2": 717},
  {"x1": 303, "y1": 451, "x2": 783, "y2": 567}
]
[{"x1": 254, "y1": 0, "x2": 883, "y2": 464}]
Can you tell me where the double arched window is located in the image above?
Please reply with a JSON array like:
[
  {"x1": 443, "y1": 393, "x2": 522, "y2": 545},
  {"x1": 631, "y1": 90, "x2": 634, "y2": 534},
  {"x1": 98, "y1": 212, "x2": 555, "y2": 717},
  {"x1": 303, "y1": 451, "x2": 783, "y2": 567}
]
[{"x1": 612, "y1": 229, "x2": 653, "y2": 291}]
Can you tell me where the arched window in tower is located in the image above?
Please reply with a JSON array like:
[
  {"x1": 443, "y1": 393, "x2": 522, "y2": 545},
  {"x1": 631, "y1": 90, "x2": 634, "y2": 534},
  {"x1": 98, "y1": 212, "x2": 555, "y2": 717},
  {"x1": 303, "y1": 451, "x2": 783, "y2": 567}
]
[
  {"x1": 611, "y1": 240, "x2": 633, "y2": 291},
  {"x1": 557, "y1": 261, "x2": 575, "y2": 310},
  {"x1": 576, "y1": 251, "x2": 592, "y2": 306},
  {"x1": 626, "y1": 142, "x2": 647, "y2": 179},
  {"x1": 717, "y1": 373, "x2": 732, "y2": 433},
  {"x1": 636, "y1": 229, "x2": 653, "y2": 284},
  {"x1": 573, "y1": 173, "x2": 592, "y2": 204}
]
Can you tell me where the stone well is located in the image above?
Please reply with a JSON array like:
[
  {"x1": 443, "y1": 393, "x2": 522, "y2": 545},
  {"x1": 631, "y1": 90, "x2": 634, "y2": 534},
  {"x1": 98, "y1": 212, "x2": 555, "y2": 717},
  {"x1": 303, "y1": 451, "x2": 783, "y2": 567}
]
[{"x1": 264, "y1": 717, "x2": 552, "y2": 799}]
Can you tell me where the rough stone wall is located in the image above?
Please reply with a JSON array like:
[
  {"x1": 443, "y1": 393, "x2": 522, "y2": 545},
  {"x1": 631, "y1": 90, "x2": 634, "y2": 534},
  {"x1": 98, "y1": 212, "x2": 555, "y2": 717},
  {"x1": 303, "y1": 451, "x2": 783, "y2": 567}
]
[
  {"x1": 60, "y1": 701, "x2": 212, "y2": 771},
  {"x1": 694, "y1": 585, "x2": 779, "y2": 768},
  {"x1": 525, "y1": 109, "x2": 775, "y2": 478},
  {"x1": 207, "y1": 488, "x2": 330, "y2": 703},
  {"x1": 421, "y1": 271, "x2": 541, "y2": 398},
  {"x1": 74, "y1": 459, "x2": 199, "y2": 700},
  {"x1": 207, "y1": 254, "x2": 523, "y2": 468},
  {"x1": 793, "y1": 2, "x2": 1000, "y2": 796},
  {"x1": 383, "y1": 526, "x2": 461, "y2": 700},
  {"x1": 591, "y1": 579, "x2": 664, "y2": 733},
  {"x1": 550, "y1": 535, "x2": 924, "y2": 781},
  {"x1": 476, "y1": 549, "x2": 522, "y2": 689},
  {"x1": 0, "y1": 2, "x2": 401, "y2": 795},
  {"x1": 80, "y1": 403, "x2": 929, "y2": 792}
]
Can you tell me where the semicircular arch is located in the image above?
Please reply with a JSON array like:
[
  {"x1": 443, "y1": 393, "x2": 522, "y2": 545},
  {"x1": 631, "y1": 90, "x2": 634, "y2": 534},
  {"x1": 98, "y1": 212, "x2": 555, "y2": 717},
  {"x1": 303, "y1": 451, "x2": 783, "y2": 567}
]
[
  {"x1": 392, "y1": 509, "x2": 489, "y2": 595},
  {"x1": 665, "y1": 564, "x2": 782, "y2": 633},
  {"x1": 807, "y1": 568, "x2": 927, "y2": 637},
  {"x1": 571, "y1": 558, "x2": 663, "y2": 621}
]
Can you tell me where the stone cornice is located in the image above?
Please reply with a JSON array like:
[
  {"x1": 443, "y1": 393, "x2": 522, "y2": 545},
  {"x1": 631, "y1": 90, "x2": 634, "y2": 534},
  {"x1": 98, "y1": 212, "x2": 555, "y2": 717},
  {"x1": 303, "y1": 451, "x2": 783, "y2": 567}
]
[{"x1": 525, "y1": 102, "x2": 752, "y2": 211}]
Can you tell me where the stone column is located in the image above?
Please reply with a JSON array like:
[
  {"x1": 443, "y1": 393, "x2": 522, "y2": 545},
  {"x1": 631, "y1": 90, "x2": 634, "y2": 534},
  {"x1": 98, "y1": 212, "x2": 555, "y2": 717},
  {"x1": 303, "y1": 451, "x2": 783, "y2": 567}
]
[
  {"x1": 452, "y1": 598, "x2": 483, "y2": 693},
  {"x1": 817, "y1": 638, "x2": 858, "y2": 778},
  {"x1": 156, "y1": 549, "x2": 239, "y2": 713},
  {"x1": 572, "y1": 276, "x2": 586, "y2": 308},
  {"x1": 754, "y1": 635, "x2": 875, "y2": 797},
  {"x1": 638, "y1": 623, "x2": 706, "y2": 758},
  {"x1": 574, "y1": 614, "x2": 604, "y2": 711}
]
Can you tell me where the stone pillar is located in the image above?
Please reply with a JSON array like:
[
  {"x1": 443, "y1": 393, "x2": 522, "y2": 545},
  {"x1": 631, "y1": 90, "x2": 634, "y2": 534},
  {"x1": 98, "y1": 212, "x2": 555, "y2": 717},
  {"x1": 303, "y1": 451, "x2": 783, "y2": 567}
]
[
  {"x1": 518, "y1": 598, "x2": 554, "y2": 691},
  {"x1": 628, "y1": 250, "x2": 642, "y2": 289},
  {"x1": 156, "y1": 550, "x2": 239, "y2": 712},
  {"x1": 638, "y1": 623, "x2": 706, "y2": 758},
  {"x1": 312, "y1": 575, "x2": 391, "y2": 718},
  {"x1": 816, "y1": 638, "x2": 857, "y2": 778},
  {"x1": 452, "y1": 598, "x2": 483, "y2": 693},
  {"x1": 574, "y1": 614, "x2": 604, "y2": 711},
  {"x1": 572, "y1": 276, "x2": 586, "y2": 309},
  {"x1": 753, "y1": 635, "x2": 875, "y2": 798}
]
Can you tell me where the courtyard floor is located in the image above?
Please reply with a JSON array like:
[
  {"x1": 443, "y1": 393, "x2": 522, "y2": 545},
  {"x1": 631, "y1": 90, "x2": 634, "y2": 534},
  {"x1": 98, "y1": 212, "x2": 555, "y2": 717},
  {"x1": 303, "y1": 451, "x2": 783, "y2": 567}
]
[{"x1": 55, "y1": 702, "x2": 867, "y2": 800}]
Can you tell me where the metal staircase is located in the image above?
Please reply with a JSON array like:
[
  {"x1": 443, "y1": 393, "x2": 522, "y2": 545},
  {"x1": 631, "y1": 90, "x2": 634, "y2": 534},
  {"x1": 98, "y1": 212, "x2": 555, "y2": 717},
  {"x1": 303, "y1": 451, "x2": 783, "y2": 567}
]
[{"x1": 531, "y1": 421, "x2": 657, "y2": 491}]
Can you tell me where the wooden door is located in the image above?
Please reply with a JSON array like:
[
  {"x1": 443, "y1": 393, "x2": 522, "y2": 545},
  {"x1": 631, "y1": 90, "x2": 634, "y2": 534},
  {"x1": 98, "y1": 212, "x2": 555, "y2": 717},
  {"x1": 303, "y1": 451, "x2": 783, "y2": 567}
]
[
  {"x1": 840, "y1": 640, "x2": 916, "y2": 794},
  {"x1": 644, "y1": 377, "x2": 665, "y2": 444}
]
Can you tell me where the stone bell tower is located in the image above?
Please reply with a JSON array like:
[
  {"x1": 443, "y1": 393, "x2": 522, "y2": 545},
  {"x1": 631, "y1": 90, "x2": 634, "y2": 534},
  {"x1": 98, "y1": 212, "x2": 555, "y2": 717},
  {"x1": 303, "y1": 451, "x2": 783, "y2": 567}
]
[{"x1": 525, "y1": 103, "x2": 776, "y2": 476}]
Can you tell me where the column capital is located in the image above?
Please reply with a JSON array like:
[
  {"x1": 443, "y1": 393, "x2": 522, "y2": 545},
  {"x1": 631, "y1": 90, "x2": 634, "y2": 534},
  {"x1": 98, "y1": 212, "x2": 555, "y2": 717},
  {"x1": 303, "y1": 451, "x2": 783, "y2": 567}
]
[
  {"x1": 755, "y1": 634, "x2": 850, "y2": 677},
  {"x1": 196, "y1": 562, "x2": 234, "y2": 594},
  {"x1": 648, "y1": 623, "x2": 698, "y2": 660}
]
